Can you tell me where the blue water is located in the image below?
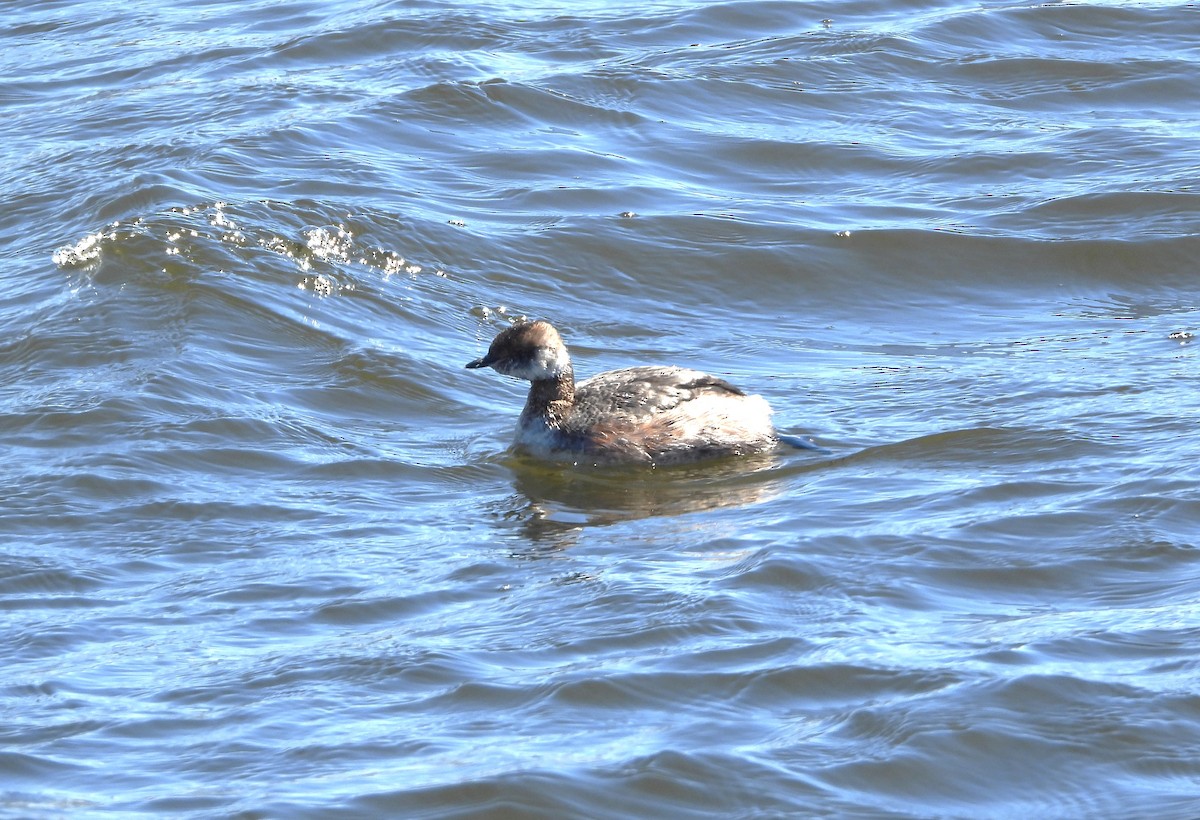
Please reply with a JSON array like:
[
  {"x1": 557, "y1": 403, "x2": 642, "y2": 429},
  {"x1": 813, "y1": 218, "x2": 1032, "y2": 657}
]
[{"x1": 4, "y1": 0, "x2": 1200, "y2": 816}]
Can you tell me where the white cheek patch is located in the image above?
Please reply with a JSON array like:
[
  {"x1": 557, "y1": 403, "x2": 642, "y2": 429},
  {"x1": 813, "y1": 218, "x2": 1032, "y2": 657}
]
[
  {"x1": 537, "y1": 346, "x2": 570, "y2": 378},
  {"x1": 498, "y1": 346, "x2": 569, "y2": 380}
]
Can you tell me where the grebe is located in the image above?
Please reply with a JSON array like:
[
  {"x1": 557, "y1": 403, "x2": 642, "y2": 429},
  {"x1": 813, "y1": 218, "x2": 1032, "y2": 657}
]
[{"x1": 466, "y1": 320, "x2": 777, "y2": 465}]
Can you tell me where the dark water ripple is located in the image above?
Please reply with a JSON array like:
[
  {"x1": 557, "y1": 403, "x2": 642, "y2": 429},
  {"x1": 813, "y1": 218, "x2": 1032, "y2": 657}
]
[{"x1": 3, "y1": 0, "x2": 1200, "y2": 816}]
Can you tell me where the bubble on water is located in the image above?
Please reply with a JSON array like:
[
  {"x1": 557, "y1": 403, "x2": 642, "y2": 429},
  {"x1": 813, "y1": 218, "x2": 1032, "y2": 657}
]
[
  {"x1": 210, "y1": 203, "x2": 236, "y2": 229},
  {"x1": 472, "y1": 305, "x2": 515, "y2": 320},
  {"x1": 52, "y1": 229, "x2": 114, "y2": 268},
  {"x1": 366, "y1": 249, "x2": 407, "y2": 277},
  {"x1": 58, "y1": 202, "x2": 437, "y2": 297},
  {"x1": 303, "y1": 225, "x2": 354, "y2": 263},
  {"x1": 299, "y1": 274, "x2": 336, "y2": 297}
]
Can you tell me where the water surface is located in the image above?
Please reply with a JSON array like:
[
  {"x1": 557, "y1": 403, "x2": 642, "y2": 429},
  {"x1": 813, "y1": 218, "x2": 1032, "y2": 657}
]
[{"x1": 4, "y1": 0, "x2": 1200, "y2": 816}]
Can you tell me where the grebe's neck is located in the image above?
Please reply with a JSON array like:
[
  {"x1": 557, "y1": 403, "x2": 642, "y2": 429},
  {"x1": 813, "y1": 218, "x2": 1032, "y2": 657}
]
[{"x1": 520, "y1": 365, "x2": 575, "y2": 429}]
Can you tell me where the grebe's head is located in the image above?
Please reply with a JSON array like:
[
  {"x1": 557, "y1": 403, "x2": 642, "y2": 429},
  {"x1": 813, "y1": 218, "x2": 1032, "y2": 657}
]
[{"x1": 466, "y1": 319, "x2": 572, "y2": 381}]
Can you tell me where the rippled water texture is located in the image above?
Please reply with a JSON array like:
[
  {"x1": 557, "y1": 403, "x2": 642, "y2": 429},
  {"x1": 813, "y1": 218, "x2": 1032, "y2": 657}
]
[{"x1": 4, "y1": 0, "x2": 1200, "y2": 816}]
